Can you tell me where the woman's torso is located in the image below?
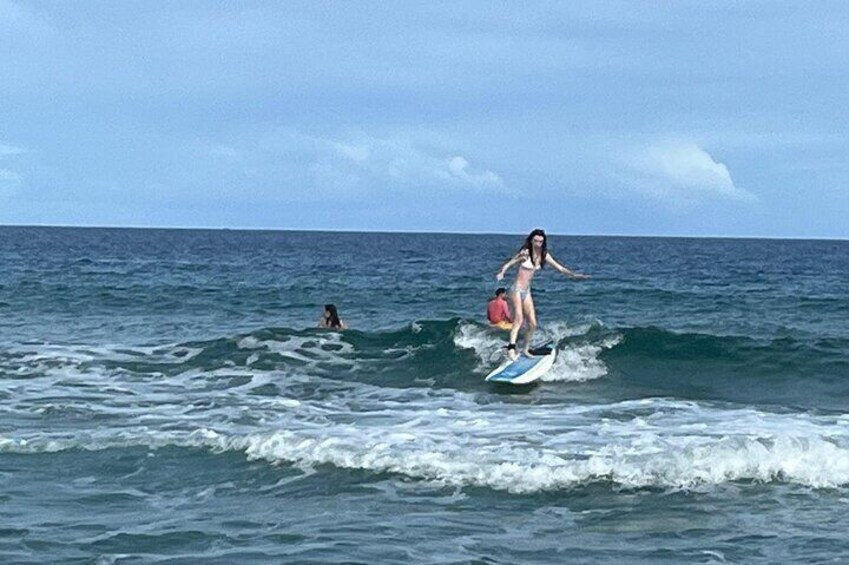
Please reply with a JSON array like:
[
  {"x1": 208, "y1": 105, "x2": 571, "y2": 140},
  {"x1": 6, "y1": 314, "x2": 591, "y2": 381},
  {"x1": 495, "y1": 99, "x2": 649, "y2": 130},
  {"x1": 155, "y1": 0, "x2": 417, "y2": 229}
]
[{"x1": 514, "y1": 252, "x2": 541, "y2": 289}]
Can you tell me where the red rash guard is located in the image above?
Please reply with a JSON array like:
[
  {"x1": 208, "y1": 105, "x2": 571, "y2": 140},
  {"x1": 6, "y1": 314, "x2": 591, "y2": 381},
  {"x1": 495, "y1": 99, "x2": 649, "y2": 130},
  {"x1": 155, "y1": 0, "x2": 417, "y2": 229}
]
[{"x1": 487, "y1": 298, "x2": 512, "y2": 324}]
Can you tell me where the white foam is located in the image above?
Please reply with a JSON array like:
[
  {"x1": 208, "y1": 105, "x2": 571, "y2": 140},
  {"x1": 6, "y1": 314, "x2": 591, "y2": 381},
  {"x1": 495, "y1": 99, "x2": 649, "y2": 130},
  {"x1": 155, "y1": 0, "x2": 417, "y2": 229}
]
[
  {"x1": 5, "y1": 343, "x2": 204, "y2": 365},
  {"x1": 6, "y1": 332, "x2": 849, "y2": 494},
  {"x1": 226, "y1": 402, "x2": 849, "y2": 492},
  {"x1": 452, "y1": 322, "x2": 506, "y2": 372},
  {"x1": 238, "y1": 334, "x2": 357, "y2": 368},
  {"x1": 541, "y1": 320, "x2": 598, "y2": 340},
  {"x1": 453, "y1": 320, "x2": 616, "y2": 381},
  {"x1": 5, "y1": 394, "x2": 849, "y2": 493},
  {"x1": 543, "y1": 335, "x2": 621, "y2": 383}
]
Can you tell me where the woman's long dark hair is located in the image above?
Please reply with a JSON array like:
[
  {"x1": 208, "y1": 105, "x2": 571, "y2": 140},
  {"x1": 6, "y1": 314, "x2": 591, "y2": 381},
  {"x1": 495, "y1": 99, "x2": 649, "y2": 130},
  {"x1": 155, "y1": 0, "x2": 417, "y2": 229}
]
[
  {"x1": 520, "y1": 228, "x2": 547, "y2": 268},
  {"x1": 325, "y1": 304, "x2": 342, "y2": 328}
]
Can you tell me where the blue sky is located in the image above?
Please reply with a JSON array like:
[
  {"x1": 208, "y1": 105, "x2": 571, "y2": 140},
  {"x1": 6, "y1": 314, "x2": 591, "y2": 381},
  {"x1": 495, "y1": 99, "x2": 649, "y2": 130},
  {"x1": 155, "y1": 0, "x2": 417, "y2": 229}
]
[{"x1": 1, "y1": 1, "x2": 847, "y2": 237}]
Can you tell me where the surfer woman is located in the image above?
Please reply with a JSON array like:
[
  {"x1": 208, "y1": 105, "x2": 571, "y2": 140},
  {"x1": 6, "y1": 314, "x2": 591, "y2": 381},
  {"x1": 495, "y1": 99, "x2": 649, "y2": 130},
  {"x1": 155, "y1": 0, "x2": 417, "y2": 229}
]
[{"x1": 496, "y1": 229, "x2": 589, "y2": 360}]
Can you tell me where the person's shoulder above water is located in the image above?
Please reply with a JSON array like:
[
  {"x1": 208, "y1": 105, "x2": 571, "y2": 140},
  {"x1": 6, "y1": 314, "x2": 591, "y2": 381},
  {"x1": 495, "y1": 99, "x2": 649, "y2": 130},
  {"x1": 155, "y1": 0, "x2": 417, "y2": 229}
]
[{"x1": 319, "y1": 303, "x2": 348, "y2": 330}]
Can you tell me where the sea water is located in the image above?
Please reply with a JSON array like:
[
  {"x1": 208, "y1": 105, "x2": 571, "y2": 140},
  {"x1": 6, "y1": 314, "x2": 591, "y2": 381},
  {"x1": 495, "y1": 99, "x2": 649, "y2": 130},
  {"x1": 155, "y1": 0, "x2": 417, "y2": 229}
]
[{"x1": 2, "y1": 227, "x2": 849, "y2": 563}]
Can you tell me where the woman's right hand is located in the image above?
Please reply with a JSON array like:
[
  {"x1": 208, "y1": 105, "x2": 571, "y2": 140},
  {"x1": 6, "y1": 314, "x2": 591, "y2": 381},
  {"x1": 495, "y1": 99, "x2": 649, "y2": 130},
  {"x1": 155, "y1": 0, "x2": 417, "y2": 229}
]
[{"x1": 496, "y1": 271, "x2": 504, "y2": 281}]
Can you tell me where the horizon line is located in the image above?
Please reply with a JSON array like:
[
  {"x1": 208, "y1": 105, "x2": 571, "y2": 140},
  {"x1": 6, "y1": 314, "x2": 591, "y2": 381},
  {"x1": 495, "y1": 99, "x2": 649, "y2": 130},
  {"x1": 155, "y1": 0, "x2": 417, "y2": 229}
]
[{"x1": 1, "y1": 222, "x2": 847, "y2": 242}]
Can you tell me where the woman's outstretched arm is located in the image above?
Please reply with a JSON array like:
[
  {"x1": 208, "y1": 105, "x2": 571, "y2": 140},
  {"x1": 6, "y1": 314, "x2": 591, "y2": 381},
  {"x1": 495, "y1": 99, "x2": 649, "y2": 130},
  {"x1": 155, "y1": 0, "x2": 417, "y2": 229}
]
[
  {"x1": 496, "y1": 251, "x2": 525, "y2": 280},
  {"x1": 546, "y1": 253, "x2": 590, "y2": 280}
]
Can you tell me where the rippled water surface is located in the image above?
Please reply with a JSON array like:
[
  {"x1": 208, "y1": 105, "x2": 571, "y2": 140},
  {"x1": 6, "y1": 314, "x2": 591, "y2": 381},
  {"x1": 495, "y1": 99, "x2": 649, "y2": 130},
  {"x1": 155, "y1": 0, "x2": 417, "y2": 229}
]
[{"x1": 2, "y1": 227, "x2": 849, "y2": 564}]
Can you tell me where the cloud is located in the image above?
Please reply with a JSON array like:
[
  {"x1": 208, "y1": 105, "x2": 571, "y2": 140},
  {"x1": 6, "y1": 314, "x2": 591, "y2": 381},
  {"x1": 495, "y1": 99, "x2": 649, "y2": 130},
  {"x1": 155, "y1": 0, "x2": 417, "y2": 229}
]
[
  {"x1": 333, "y1": 142, "x2": 370, "y2": 164},
  {"x1": 0, "y1": 168, "x2": 21, "y2": 197},
  {"x1": 0, "y1": 0, "x2": 50, "y2": 38},
  {"x1": 0, "y1": 142, "x2": 25, "y2": 156},
  {"x1": 0, "y1": 140, "x2": 24, "y2": 197},
  {"x1": 191, "y1": 129, "x2": 508, "y2": 200},
  {"x1": 325, "y1": 132, "x2": 507, "y2": 193},
  {"x1": 447, "y1": 156, "x2": 503, "y2": 188},
  {"x1": 620, "y1": 139, "x2": 756, "y2": 204}
]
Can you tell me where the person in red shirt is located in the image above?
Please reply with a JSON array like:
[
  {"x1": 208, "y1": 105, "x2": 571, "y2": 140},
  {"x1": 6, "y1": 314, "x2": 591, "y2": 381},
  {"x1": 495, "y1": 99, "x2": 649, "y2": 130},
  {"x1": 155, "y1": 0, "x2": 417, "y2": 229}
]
[{"x1": 487, "y1": 288, "x2": 513, "y2": 330}]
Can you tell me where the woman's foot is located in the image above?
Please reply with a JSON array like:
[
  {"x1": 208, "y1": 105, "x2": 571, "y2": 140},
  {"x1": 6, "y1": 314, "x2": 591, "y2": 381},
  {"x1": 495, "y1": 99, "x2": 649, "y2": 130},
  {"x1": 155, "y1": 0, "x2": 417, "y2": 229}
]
[
  {"x1": 506, "y1": 343, "x2": 518, "y2": 361},
  {"x1": 522, "y1": 348, "x2": 531, "y2": 357}
]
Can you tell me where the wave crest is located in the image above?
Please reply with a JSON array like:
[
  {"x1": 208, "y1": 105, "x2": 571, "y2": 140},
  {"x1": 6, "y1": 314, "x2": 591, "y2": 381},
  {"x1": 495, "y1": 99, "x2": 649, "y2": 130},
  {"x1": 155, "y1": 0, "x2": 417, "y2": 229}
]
[{"x1": 6, "y1": 400, "x2": 849, "y2": 493}]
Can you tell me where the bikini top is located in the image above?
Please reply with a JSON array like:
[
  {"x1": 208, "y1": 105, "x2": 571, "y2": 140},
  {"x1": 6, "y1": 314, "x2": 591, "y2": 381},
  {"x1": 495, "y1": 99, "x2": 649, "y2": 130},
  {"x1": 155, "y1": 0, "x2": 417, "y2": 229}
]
[{"x1": 519, "y1": 252, "x2": 541, "y2": 271}]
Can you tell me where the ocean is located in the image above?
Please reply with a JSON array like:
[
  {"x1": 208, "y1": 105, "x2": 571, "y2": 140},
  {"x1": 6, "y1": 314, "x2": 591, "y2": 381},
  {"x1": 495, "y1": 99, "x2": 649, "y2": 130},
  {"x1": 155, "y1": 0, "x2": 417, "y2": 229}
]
[{"x1": 2, "y1": 226, "x2": 849, "y2": 564}]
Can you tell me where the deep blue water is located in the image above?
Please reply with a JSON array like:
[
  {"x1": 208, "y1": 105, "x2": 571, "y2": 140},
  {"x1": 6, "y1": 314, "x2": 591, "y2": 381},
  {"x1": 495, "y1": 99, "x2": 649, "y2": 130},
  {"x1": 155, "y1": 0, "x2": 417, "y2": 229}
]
[{"x1": 2, "y1": 226, "x2": 849, "y2": 563}]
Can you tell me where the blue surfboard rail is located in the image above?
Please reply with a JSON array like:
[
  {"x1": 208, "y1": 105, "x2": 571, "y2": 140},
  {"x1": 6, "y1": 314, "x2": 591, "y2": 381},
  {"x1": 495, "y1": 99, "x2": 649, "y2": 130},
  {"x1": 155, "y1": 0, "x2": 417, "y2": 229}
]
[
  {"x1": 488, "y1": 356, "x2": 544, "y2": 381},
  {"x1": 485, "y1": 341, "x2": 556, "y2": 384}
]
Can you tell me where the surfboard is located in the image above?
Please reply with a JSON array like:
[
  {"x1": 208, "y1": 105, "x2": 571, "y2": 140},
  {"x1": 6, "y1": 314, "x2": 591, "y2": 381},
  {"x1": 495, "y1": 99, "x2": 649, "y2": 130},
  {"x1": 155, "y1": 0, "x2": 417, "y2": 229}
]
[{"x1": 485, "y1": 342, "x2": 556, "y2": 384}]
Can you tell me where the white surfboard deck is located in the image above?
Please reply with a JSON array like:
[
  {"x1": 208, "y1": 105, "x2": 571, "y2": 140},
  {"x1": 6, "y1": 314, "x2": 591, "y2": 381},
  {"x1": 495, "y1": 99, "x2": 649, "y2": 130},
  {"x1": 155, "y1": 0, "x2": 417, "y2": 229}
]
[{"x1": 485, "y1": 343, "x2": 557, "y2": 384}]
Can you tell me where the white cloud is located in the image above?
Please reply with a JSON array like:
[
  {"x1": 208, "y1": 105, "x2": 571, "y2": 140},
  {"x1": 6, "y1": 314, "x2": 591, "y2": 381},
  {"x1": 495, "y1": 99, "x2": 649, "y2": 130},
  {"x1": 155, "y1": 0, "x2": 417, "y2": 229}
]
[
  {"x1": 0, "y1": 168, "x2": 21, "y2": 197},
  {"x1": 195, "y1": 129, "x2": 508, "y2": 199},
  {"x1": 620, "y1": 139, "x2": 756, "y2": 204},
  {"x1": 0, "y1": 140, "x2": 24, "y2": 197},
  {"x1": 0, "y1": 0, "x2": 50, "y2": 37},
  {"x1": 447, "y1": 155, "x2": 503, "y2": 188},
  {"x1": 333, "y1": 142, "x2": 370, "y2": 163},
  {"x1": 207, "y1": 145, "x2": 240, "y2": 160},
  {"x1": 0, "y1": 168, "x2": 21, "y2": 182},
  {"x1": 0, "y1": 142, "x2": 24, "y2": 156},
  {"x1": 328, "y1": 132, "x2": 507, "y2": 193}
]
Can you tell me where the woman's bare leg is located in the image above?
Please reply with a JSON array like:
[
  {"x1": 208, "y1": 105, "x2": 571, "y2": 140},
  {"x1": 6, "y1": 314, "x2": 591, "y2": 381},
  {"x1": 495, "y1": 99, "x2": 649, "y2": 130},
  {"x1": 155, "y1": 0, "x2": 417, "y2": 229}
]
[
  {"x1": 507, "y1": 291, "x2": 523, "y2": 360},
  {"x1": 522, "y1": 294, "x2": 538, "y2": 356}
]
